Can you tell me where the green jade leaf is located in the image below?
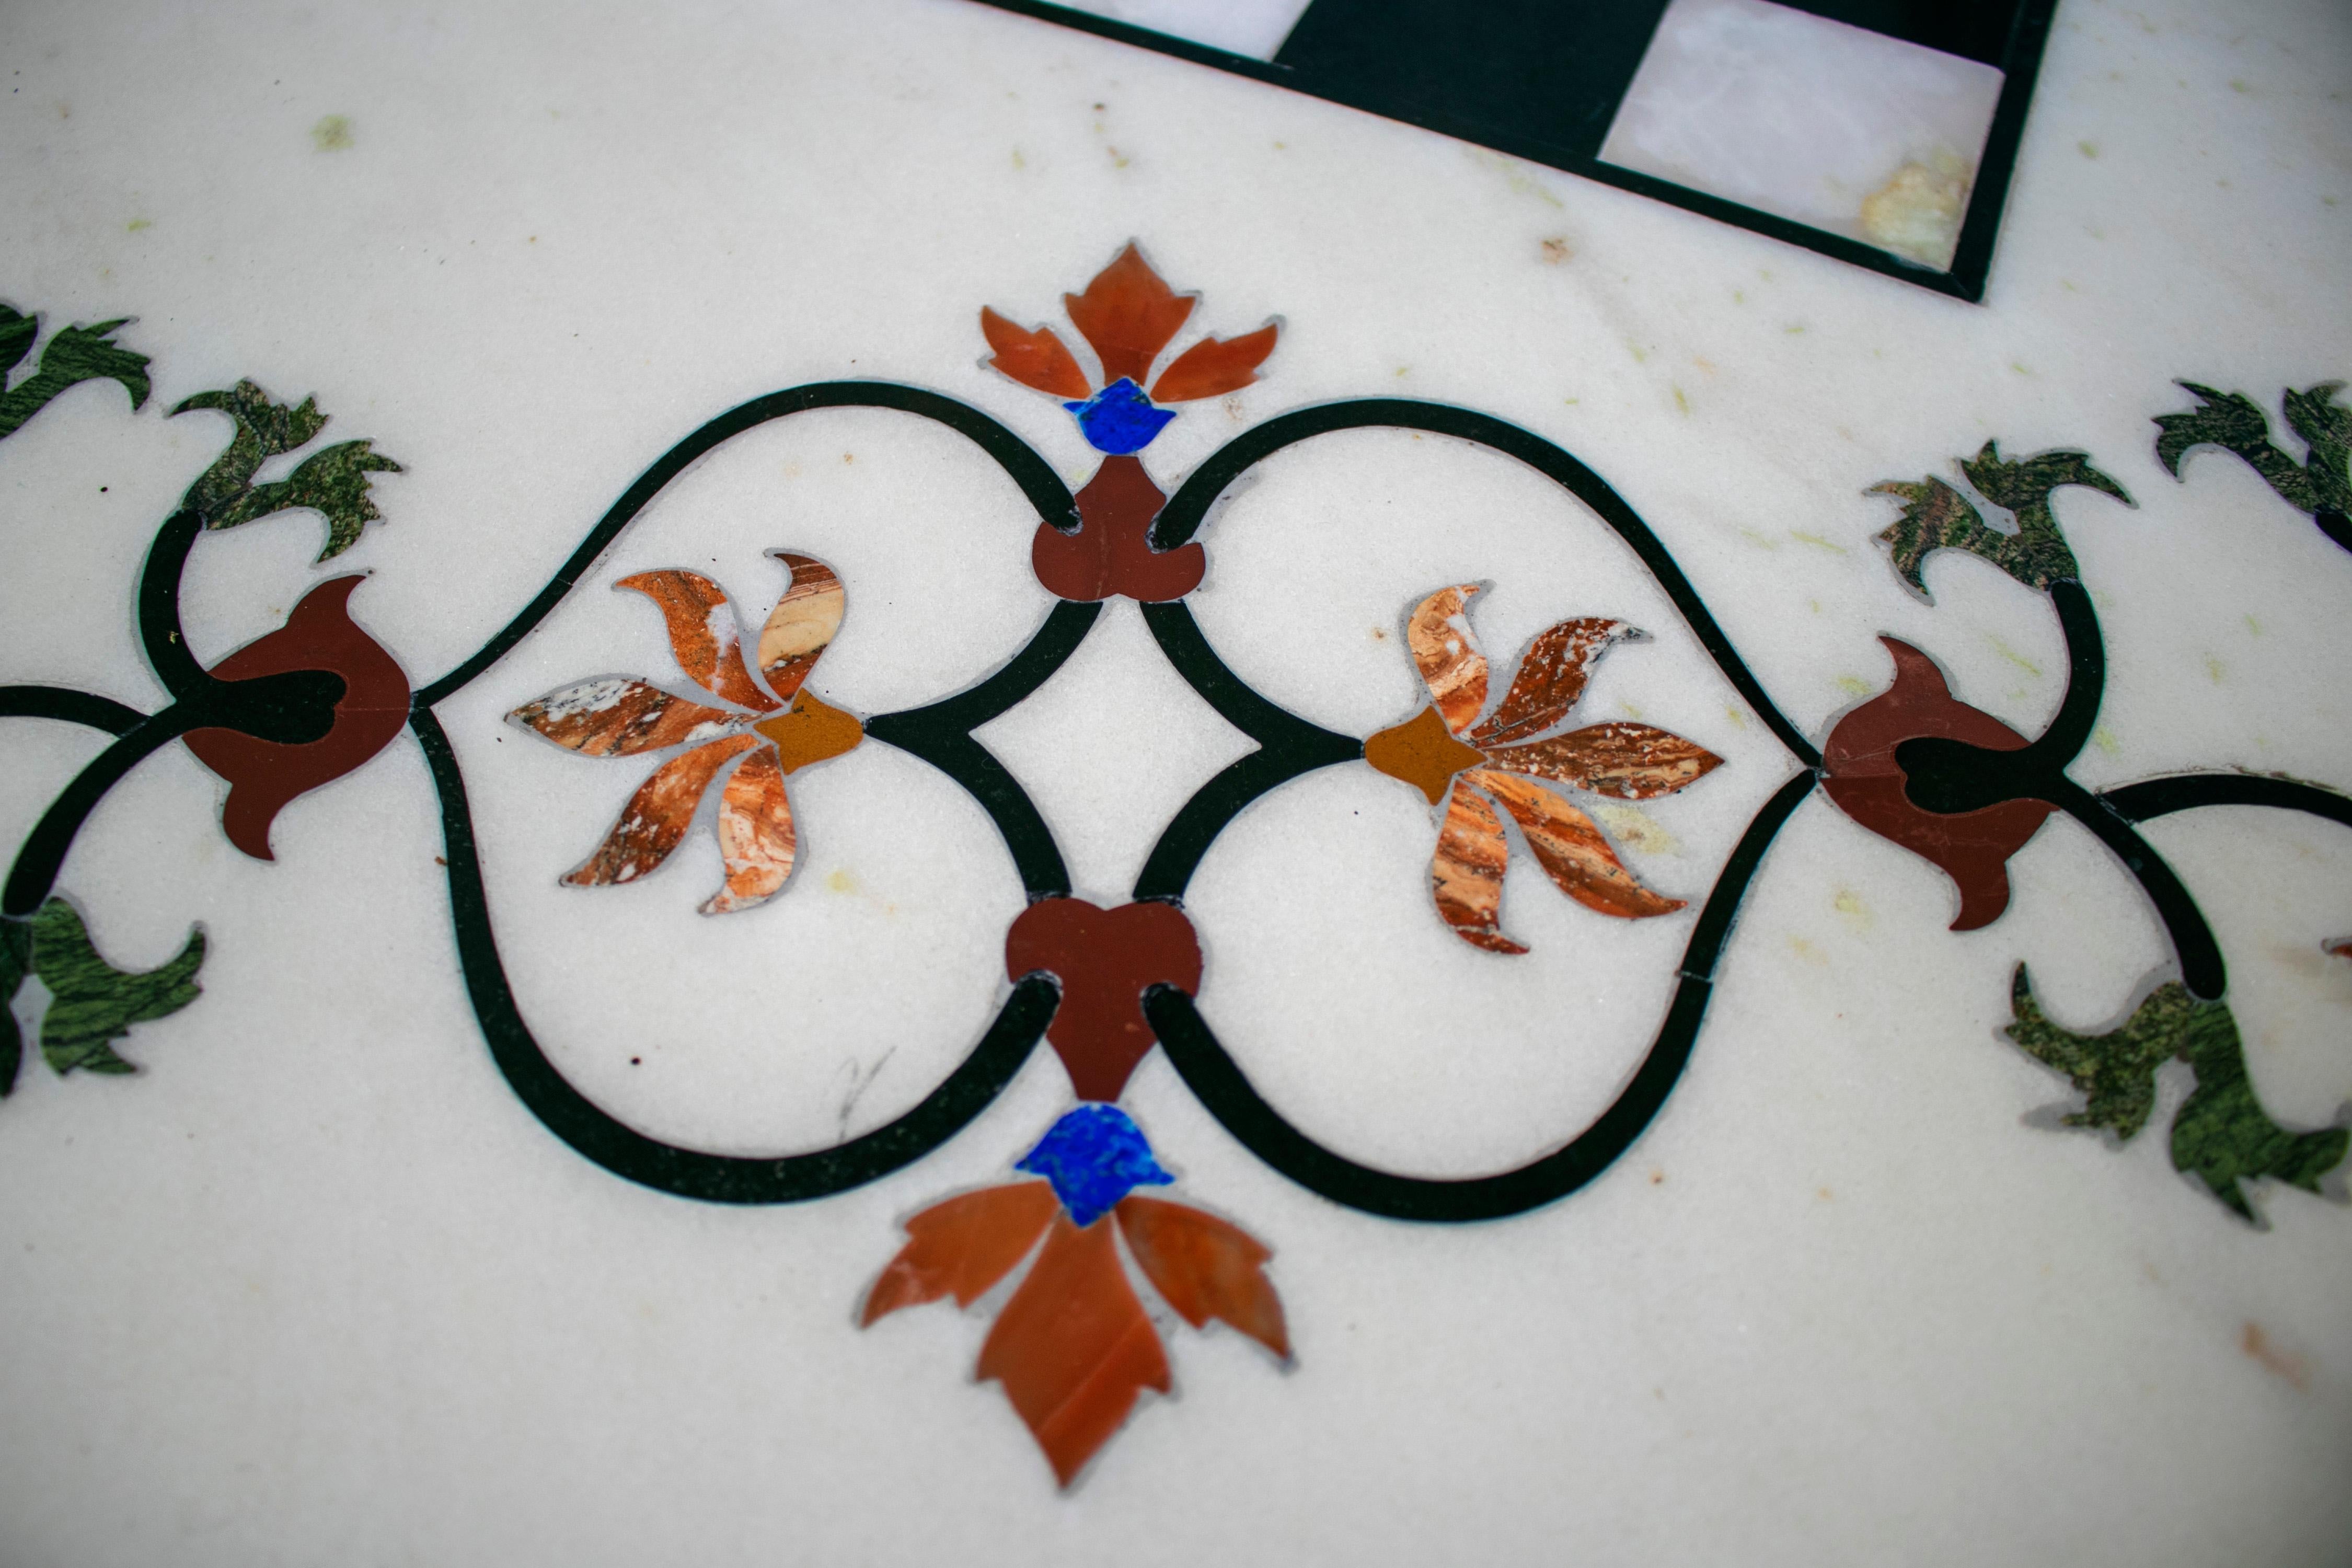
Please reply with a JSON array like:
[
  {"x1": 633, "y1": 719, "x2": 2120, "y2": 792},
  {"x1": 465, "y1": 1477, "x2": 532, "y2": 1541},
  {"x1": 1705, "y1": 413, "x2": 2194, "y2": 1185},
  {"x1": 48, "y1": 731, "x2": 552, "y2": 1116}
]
[
  {"x1": 0, "y1": 917, "x2": 29, "y2": 1097},
  {"x1": 2006, "y1": 965, "x2": 2347, "y2": 1222},
  {"x1": 0, "y1": 307, "x2": 152, "y2": 440},
  {"x1": 174, "y1": 379, "x2": 403, "y2": 561},
  {"x1": 1872, "y1": 441, "x2": 2128, "y2": 600},
  {"x1": 2154, "y1": 381, "x2": 2352, "y2": 517},
  {"x1": 27, "y1": 899, "x2": 204, "y2": 1080}
]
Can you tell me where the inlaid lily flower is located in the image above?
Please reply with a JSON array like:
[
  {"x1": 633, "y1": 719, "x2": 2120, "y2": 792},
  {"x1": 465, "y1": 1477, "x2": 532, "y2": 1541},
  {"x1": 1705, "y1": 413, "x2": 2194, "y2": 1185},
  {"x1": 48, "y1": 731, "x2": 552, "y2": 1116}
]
[
  {"x1": 507, "y1": 554, "x2": 861, "y2": 914},
  {"x1": 1364, "y1": 585, "x2": 1723, "y2": 953}
]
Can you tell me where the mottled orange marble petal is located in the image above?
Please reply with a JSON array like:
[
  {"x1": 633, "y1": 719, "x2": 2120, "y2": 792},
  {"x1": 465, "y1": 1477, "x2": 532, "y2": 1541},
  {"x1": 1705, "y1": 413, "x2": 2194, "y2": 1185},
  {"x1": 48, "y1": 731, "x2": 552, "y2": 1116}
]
[
  {"x1": 756, "y1": 554, "x2": 844, "y2": 701},
  {"x1": 1064, "y1": 243, "x2": 1195, "y2": 388},
  {"x1": 977, "y1": 1213, "x2": 1171, "y2": 1488},
  {"x1": 980, "y1": 307, "x2": 1093, "y2": 399},
  {"x1": 700, "y1": 747, "x2": 795, "y2": 914},
  {"x1": 509, "y1": 678, "x2": 742, "y2": 756},
  {"x1": 860, "y1": 1182, "x2": 1059, "y2": 1324},
  {"x1": 1405, "y1": 584, "x2": 1490, "y2": 735},
  {"x1": 1483, "y1": 722, "x2": 1723, "y2": 800},
  {"x1": 561, "y1": 734, "x2": 757, "y2": 887},
  {"x1": 1433, "y1": 779, "x2": 1524, "y2": 954},
  {"x1": 1149, "y1": 323, "x2": 1278, "y2": 402},
  {"x1": 1465, "y1": 617, "x2": 1638, "y2": 747},
  {"x1": 615, "y1": 570, "x2": 775, "y2": 711},
  {"x1": 1474, "y1": 770, "x2": 1684, "y2": 919},
  {"x1": 1115, "y1": 1195, "x2": 1289, "y2": 1360}
]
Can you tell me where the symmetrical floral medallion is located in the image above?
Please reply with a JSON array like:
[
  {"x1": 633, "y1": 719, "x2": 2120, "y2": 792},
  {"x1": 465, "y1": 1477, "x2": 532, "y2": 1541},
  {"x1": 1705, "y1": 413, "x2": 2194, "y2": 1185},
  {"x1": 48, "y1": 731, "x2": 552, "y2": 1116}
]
[{"x1": 2, "y1": 255, "x2": 2347, "y2": 1489}]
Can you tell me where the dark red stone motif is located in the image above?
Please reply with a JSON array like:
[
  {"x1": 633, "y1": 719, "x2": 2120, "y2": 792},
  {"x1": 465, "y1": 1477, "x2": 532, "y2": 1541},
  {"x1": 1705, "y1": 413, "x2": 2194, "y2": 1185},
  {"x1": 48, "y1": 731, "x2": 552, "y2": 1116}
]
[
  {"x1": 182, "y1": 577, "x2": 412, "y2": 859},
  {"x1": 1031, "y1": 455, "x2": 1205, "y2": 603},
  {"x1": 1820, "y1": 637, "x2": 2054, "y2": 930},
  {"x1": 1005, "y1": 897, "x2": 1203, "y2": 1101}
]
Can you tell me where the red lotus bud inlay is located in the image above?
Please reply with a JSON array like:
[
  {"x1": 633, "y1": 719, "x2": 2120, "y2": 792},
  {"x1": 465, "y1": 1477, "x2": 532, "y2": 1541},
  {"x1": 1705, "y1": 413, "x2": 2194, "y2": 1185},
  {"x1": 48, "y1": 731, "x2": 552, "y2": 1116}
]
[
  {"x1": 181, "y1": 577, "x2": 413, "y2": 859},
  {"x1": 1820, "y1": 637, "x2": 2054, "y2": 930}
]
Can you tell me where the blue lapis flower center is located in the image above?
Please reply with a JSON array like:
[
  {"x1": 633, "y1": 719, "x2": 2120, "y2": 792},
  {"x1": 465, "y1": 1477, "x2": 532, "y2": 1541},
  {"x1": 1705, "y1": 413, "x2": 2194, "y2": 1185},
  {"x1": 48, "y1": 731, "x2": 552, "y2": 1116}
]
[
  {"x1": 1016, "y1": 1103, "x2": 1172, "y2": 1226},
  {"x1": 1064, "y1": 377, "x2": 1177, "y2": 455}
]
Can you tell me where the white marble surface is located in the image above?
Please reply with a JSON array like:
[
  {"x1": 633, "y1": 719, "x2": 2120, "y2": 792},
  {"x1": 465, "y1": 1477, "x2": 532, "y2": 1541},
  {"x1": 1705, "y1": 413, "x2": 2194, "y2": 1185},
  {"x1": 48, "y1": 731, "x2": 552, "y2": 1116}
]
[{"x1": 0, "y1": 0, "x2": 2348, "y2": 1563}]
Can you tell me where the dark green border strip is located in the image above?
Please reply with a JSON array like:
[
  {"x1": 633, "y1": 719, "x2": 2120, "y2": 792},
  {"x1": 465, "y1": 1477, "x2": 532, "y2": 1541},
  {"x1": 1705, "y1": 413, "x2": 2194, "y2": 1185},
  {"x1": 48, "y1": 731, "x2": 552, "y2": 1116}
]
[
  {"x1": 1133, "y1": 600, "x2": 1361, "y2": 900},
  {"x1": 0, "y1": 687, "x2": 143, "y2": 735},
  {"x1": 411, "y1": 707, "x2": 1055, "y2": 1204},
  {"x1": 2103, "y1": 773, "x2": 2352, "y2": 830},
  {"x1": 1147, "y1": 768, "x2": 1817, "y2": 1220},
  {"x1": 867, "y1": 599, "x2": 1103, "y2": 900},
  {"x1": 963, "y1": 0, "x2": 2059, "y2": 303}
]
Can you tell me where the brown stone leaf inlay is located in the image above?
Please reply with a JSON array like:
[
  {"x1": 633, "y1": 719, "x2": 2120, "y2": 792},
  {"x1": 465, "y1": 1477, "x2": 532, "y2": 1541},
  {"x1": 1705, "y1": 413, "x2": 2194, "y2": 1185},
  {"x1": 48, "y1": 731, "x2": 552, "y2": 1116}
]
[
  {"x1": 1062, "y1": 243, "x2": 1195, "y2": 388},
  {"x1": 704, "y1": 746, "x2": 797, "y2": 914},
  {"x1": 1115, "y1": 1195, "x2": 1290, "y2": 1360},
  {"x1": 979, "y1": 307, "x2": 1091, "y2": 399},
  {"x1": 615, "y1": 569, "x2": 776, "y2": 711},
  {"x1": 1475, "y1": 770, "x2": 1684, "y2": 919},
  {"x1": 562, "y1": 733, "x2": 759, "y2": 888},
  {"x1": 976, "y1": 1212, "x2": 1171, "y2": 1489},
  {"x1": 860, "y1": 1182, "x2": 1059, "y2": 1323},
  {"x1": 1405, "y1": 583, "x2": 1489, "y2": 734},
  {"x1": 1432, "y1": 781, "x2": 1522, "y2": 953}
]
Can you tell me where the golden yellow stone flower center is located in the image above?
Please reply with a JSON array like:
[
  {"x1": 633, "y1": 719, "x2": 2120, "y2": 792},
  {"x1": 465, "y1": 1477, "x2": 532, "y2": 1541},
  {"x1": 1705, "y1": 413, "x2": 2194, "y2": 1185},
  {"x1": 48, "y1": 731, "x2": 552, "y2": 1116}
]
[
  {"x1": 1363, "y1": 705, "x2": 1485, "y2": 805},
  {"x1": 754, "y1": 690, "x2": 864, "y2": 774}
]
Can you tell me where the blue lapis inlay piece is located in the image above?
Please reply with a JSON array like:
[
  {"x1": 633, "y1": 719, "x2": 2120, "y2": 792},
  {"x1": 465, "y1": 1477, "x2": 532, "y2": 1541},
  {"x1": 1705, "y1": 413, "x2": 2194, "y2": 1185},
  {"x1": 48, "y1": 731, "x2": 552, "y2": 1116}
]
[
  {"x1": 1016, "y1": 1104, "x2": 1173, "y2": 1227},
  {"x1": 1064, "y1": 377, "x2": 1177, "y2": 455}
]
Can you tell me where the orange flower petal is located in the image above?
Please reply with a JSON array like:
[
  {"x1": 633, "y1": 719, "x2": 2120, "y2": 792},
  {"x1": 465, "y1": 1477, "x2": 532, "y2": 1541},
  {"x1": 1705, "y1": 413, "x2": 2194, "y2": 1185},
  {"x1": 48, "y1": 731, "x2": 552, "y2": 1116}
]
[
  {"x1": 1483, "y1": 722, "x2": 1724, "y2": 800},
  {"x1": 1149, "y1": 322, "x2": 1278, "y2": 403},
  {"x1": 980, "y1": 307, "x2": 1092, "y2": 399},
  {"x1": 1063, "y1": 243, "x2": 1195, "y2": 388},
  {"x1": 1405, "y1": 584, "x2": 1490, "y2": 735},
  {"x1": 755, "y1": 554, "x2": 844, "y2": 702},
  {"x1": 509, "y1": 677, "x2": 741, "y2": 756},
  {"x1": 1465, "y1": 616, "x2": 1639, "y2": 748},
  {"x1": 561, "y1": 734, "x2": 758, "y2": 887},
  {"x1": 1115, "y1": 1195, "x2": 1290, "y2": 1359},
  {"x1": 1473, "y1": 769, "x2": 1685, "y2": 919},
  {"x1": 860, "y1": 1182, "x2": 1059, "y2": 1324},
  {"x1": 700, "y1": 746, "x2": 797, "y2": 914},
  {"x1": 615, "y1": 570, "x2": 776, "y2": 711},
  {"x1": 1433, "y1": 779, "x2": 1524, "y2": 953},
  {"x1": 976, "y1": 1212, "x2": 1171, "y2": 1488}
]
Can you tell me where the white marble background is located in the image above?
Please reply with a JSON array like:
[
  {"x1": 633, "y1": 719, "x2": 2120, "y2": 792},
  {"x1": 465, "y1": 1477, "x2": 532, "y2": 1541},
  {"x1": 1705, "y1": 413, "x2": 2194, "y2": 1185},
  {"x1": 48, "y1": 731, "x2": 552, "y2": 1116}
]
[{"x1": 0, "y1": 0, "x2": 2347, "y2": 1563}]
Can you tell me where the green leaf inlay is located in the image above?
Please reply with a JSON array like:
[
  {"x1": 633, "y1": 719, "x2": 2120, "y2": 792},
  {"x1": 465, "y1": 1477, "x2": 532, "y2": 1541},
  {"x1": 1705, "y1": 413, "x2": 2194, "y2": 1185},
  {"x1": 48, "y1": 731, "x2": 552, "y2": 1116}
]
[
  {"x1": 1872, "y1": 441, "x2": 2128, "y2": 601},
  {"x1": 2005, "y1": 965, "x2": 2347, "y2": 1222},
  {"x1": 2153, "y1": 381, "x2": 2351, "y2": 517},
  {"x1": 174, "y1": 378, "x2": 403, "y2": 560},
  {"x1": 0, "y1": 307, "x2": 152, "y2": 440},
  {"x1": 26, "y1": 900, "x2": 205, "y2": 1080}
]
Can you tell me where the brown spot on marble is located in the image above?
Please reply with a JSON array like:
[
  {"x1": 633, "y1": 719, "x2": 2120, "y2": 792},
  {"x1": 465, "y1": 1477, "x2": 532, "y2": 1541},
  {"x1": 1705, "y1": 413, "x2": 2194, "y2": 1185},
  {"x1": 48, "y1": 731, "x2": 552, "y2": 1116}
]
[{"x1": 2241, "y1": 1321, "x2": 2310, "y2": 1390}]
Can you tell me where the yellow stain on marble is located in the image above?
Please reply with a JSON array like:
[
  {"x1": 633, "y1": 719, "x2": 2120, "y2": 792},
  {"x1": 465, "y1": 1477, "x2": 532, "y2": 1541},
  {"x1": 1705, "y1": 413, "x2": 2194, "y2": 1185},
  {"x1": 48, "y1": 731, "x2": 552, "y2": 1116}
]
[
  {"x1": 1594, "y1": 802, "x2": 1679, "y2": 857},
  {"x1": 311, "y1": 114, "x2": 353, "y2": 151},
  {"x1": 1834, "y1": 889, "x2": 1873, "y2": 932}
]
